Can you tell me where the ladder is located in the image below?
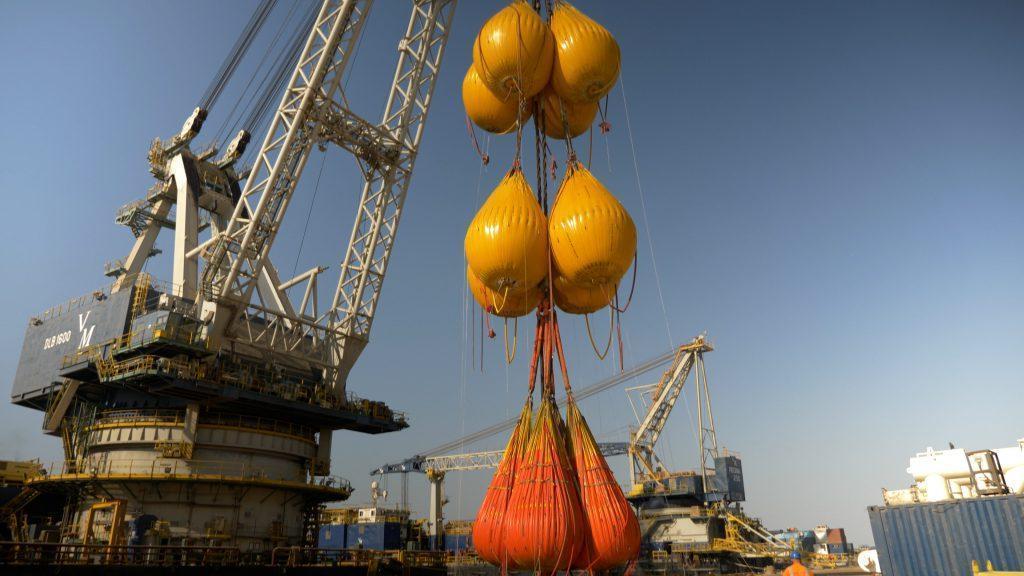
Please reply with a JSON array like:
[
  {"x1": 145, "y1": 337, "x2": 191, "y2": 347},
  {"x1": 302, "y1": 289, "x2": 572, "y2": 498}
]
[
  {"x1": 301, "y1": 503, "x2": 326, "y2": 555},
  {"x1": 60, "y1": 402, "x2": 99, "y2": 473},
  {"x1": 0, "y1": 487, "x2": 40, "y2": 520},
  {"x1": 967, "y1": 450, "x2": 1010, "y2": 496},
  {"x1": 43, "y1": 380, "x2": 80, "y2": 434},
  {"x1": 130, "y1": 272, "x2": 152, "y2": 321}
]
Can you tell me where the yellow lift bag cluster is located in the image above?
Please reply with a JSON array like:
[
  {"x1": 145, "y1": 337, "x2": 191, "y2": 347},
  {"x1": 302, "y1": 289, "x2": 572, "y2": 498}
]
[
  {"x1": 465, "y1": 163, "x2": 635, "y2": 318},
  {"x1": 464, "y1": 0, "x2": 619, "y2": 140},
  {"x1": 463, "y1": 1, "x2": 632, "y2": 319}
]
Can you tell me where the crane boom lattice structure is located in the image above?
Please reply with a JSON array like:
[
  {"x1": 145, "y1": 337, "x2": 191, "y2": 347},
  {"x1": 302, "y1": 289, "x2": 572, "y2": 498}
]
[
  {"x1": 199, "y1": 0, "x2": 456, "y2": 399},
  {"x1": 628, "y1": 335, "x2": 718, "y2": 494}
]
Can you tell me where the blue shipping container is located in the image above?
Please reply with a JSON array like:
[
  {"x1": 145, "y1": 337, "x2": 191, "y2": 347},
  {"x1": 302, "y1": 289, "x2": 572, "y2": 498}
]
[
  {"x1": 445, "y1": 533, "x2": 473, "y2": 552},
  {"x1": 318, "y1": 524, "x2": 347, "y2": 550},
  {"x1": 345, "y1": 522, "x2": 404, "y2": 550},
  {"x1": 868, "y1": 494, "x2": 1024, "y2": 576}
]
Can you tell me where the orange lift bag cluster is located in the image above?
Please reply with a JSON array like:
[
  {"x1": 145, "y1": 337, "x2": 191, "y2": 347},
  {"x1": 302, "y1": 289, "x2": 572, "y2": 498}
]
[
  {"x1": 473, "y1": 400, "x2": 533, "y2": 565},
  {"x1": 504, "y1": 396, "x2": 586, "y2": 571},
  {"x1": 567, "y1": 398, "x2": 641, "y2": 569}
]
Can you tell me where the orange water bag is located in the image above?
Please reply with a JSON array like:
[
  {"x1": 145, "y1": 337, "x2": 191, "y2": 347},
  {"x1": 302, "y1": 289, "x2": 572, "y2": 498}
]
[
  {"x1": 549, "y1": 162, "x2": 636, "y2": 287},
  {"x1": 567, "y1": 399, "x2": 640, "y2": 570},
  {"x1": 465, "y1": 167, "x2": 548, "y2": 292},
  {"x1": 541, "y1": 87, "x2": 598, "y2": 140},
  {"x1": 503, "y1": 397, "x2": 586, "y2": 571},
  {"x1": 474, "y1": 1, "x2": 554, "y2": 99},
  {"x1": 473, "y1": 400, "x2": 532, "y2": 566},
  {"x1": 463, "y1": 65, "x2": 532, "y2": 134},
  {"x1": 550, "y1": 1, "x2": 621, "y2": 104}
]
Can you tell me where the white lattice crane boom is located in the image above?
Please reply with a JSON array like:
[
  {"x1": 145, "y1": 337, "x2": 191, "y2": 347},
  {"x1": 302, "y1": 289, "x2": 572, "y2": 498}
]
[
  {"x1": 197, "y1": 0, "x2": 456, "y2": 397},
  {"x1": 628, "y1": 335, "x2": 718, "y2": 492}
]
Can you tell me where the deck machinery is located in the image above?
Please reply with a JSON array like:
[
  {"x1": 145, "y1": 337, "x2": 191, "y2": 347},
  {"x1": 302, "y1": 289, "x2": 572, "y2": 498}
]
[{"x1": 9, "y1": 0, "x2": 456, "y2": 555}]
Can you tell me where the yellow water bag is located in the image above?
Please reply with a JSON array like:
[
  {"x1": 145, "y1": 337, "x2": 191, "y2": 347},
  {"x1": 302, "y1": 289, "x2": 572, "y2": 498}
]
[
  {"x1": 550, "y1": 1, "x2": 621, "y2": 104},
  {"x1": 469, "y1": 266, "x2": 542, "y2": 318},
  {"x1": 549, "y1": 162, "x2": 636, "y2": 286},
  {"x1": 463, "y1": 66, "x2": 532, "y2": 135},
  {"x1": 465, "y1": 167, "x2": 549, "y2": 292},
  {"x1": 473, "y1": 1, "x2": 554, "y2": 99},
  {"x1": 553, "y1": 273, "x2": 613, "y2": 315},
  {"x1": 541, "y1": 87, "x2": 598, "y2": 140}
]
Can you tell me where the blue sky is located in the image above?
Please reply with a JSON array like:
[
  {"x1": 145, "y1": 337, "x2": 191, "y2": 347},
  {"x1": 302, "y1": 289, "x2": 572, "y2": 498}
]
[{"x1": 2, "y1": 0, "x2": 1023, "y2": 546}]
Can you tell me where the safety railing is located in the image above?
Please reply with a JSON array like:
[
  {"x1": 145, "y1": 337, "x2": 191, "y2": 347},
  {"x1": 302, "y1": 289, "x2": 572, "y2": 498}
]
[
  {"x1": 28, "y1": 274, "x2": 187, "y2": 324},
  {"x1": 91, "y1": 409, "x2": 317, "y2": 440},
  {"x1": 0, "y1": 541, "x2": 243, "y2": 567},
  {"x1": 808, "y1": 552, "x2": 854, "y2": 568},
  {"x1": 56, "y1": 298, "x2": 407, "y2": 428},
  {"x1": 0, "y1": 542, "x2": 447, "y2": 568},
  {"x1": 446, "y1": 551, "x2": 487, "y2": 565},
  {"x1": 269, "y1": 547, "x2": 446, "y2": 568},
  {"x1": 30, "y1": 458, "x2": 351, "y2": 494},
  {"x1": 64, "y1": 345, "x2": 408, "y2": 426},
  {"x1": 60, "y1": 326, "x2": 201, "y2": 371}
]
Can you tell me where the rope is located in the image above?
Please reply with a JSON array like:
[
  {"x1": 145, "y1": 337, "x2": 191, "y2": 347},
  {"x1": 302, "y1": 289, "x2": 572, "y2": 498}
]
[
  {"x1": 489, "y1": 285, "x2": 512, "y2": 315},
  {"x1": 614, "y1": 70, "x2": 704, "y2": 444},
  {"x1": 526, "y1": 318, "x2": 544, "y2": 395},
  {"x1": 471, "y1": 286, "x2": 477, "y2": 371},
  {"x1": 615, "y1": 297, "x2": 625, "y2": 371},
  {"x1": 484, "y1": 309, "x2": 496, "y2": 339},
  {"x1": 584, "y1": 306, "x2": 614, "y2": 360},
  {"x1": 598, "y1": 94, "x2": 612, "y2": 134},
  {"x1": 552, "y1": 312, "x2": 573, "y2": 393},
  {"x1": 619, "y1": 72, "x2": 673, "y2": 347},
  {"x1": 611, "y1": 250, "x2": 639, "y2": 313},
  {"x1": 464, "y1": 114, "x2": 490, "y2": 165},
  {"x1": 290, "y1": 152, "x2": 327, "y2": 276},
  {"x1": 503, "y1": 317, "x2": 518, "y2": 364},
  {"x1": 587, "y1": 124, "x2": 594, "y2": 169},
  {"x1": 601, "y1": 93, "x2": 613, "y2": 172}
]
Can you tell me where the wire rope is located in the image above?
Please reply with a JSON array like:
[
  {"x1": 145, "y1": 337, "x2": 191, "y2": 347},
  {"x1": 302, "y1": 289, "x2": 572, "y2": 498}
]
[
  {"x1": 200, "y1": 0, "x2": 278, "y2": 112},
  {"x1": 212, "y1": 0, "x2": 304, "y2": 146},
  {"x1": 290, "y1": 152, "x2": 328, "y2": 276},
  {"x1": 619, "y1": 71, "x2": 701, "y2": 459}
]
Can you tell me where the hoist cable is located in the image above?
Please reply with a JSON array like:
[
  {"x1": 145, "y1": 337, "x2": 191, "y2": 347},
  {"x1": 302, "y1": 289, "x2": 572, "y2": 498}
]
[
  {"x1": 620, "y1": 71, "x2": 700, "y2": 447},
  {"x1": 200, "y1": 0, "x2": 277, "y2": 112},
  {"x1": 242, "y1": 7, "x2": 316, "y2": 136},
  {"x1": 213, "y1": 0, "x2": 304, "y2": 146},
  {"x1": 236, "y1": 5, "x2": 318, "y2": 166}
]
